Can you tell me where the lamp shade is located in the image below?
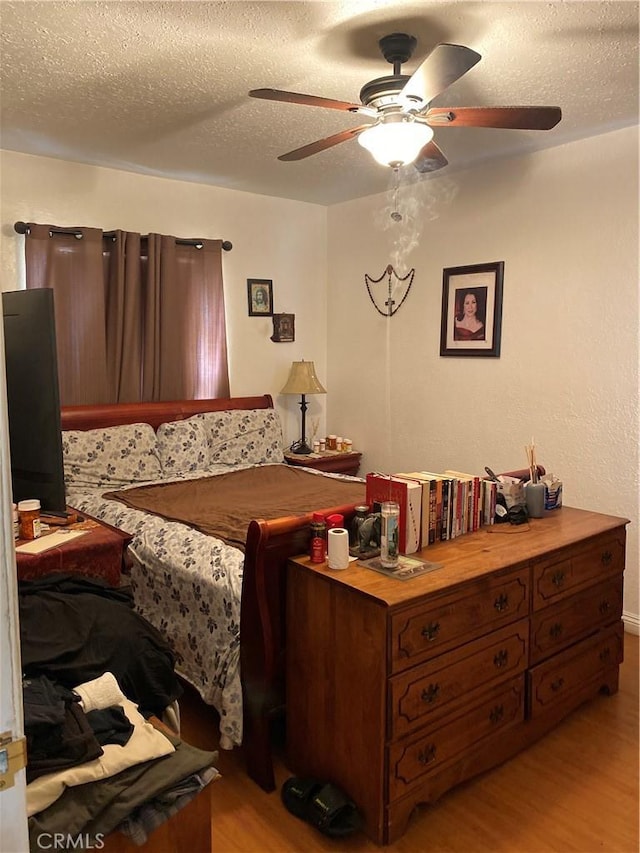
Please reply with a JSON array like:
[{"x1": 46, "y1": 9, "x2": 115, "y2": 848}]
[
  {"x1": 358, "y1": 115, "x2": 434, "y2": 167},
  {"x1": 280, "y1": 360, "x2": 326, "y2": 395}
]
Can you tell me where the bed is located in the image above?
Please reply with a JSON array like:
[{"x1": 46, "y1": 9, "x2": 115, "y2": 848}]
[{"x1": 60, "y1": 394, "x2": 366, "y2": 792}]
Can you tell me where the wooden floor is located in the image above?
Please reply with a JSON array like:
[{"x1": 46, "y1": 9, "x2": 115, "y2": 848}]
[{"x1": 178, "y1": 632, "x2": 639, "y2": 853}]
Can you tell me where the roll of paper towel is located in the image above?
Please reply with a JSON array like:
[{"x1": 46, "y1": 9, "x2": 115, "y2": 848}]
[{"x1": 327, "y1": 527, "x2": 349, "y2": 570}]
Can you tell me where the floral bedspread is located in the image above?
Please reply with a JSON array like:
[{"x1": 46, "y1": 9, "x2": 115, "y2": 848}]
[
  {"x1": 67, "y1": 461, "x2": 363, "y2": 752},
  {"x1": 67, "y1": 469, "x2": 245, "y2": 750}
]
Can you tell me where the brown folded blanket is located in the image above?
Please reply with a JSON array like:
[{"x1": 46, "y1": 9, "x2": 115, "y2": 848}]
[{"x1": 103, "y1": 465, "x2": 366, "y2": 550}]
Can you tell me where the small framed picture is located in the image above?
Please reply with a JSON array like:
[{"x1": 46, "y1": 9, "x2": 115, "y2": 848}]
[
  {"x1": 271, "y1": 313, "x2": 295, "y2": 342},
  {"x1": 440, "y1": 261, "x2": 504, "y2": 358},
  {"x1": 247, "y1": 279, "x2": 273, "y2": 316}
]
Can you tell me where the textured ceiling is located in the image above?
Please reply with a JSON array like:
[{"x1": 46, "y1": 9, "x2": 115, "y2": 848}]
[{"x1": 1, "y1": 1, "x2": 638, "y2": 205}]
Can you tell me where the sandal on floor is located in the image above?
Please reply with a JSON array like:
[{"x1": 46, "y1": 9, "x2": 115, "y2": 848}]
[{"x1": 281, "y1": 776, "x2": 362, "y2": 837}]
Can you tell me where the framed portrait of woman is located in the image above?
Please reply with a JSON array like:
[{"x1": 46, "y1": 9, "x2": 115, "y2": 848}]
[
  {"x1": 247, "y1": 279, "x2": 273, "y2": 316},
  {"x1": 440, "y1": 261, "x2": 504, "y2": 357}
]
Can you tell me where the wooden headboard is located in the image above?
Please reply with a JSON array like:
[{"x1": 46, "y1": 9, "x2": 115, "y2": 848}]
[{"x1": 60, "y1": 394, "x2": 274, "y2": 431}]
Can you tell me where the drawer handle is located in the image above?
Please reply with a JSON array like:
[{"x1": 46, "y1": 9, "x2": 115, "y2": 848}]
[
  {"x1": 493, "y1": 593, "x2": 509, "y2": 612},
  {"x1": 421, "y1": 683, "x2": 441, "y2": 704},
  {"x1": 417, "y1": 744, "x2": 437, "y2": 765},
  {"x1": 489, "y1": 704, "x2": 504, "y2": 725},
  {"x1": 598, "y1": 599, "x2": 611, "y2": 615},
  {"x1": 551, "y1": 677, "x2": 565, "y2": 692},
  {"x1": 421, "y1": 621, "x2": 441, "y2": 642},
  {"x1": 493, "y1": 649, "x2": 509, "y2": 668},
  {"x1": 599, "y1": 647, "x2": 611, "y2": 663},
  {"x1": 551, "y1": 570, "x2": 565, "y2": 588},
  {"x1": 549, "y1": 622, "x2": 563, "y2": 639},
  {"x1": 601, "y1": 550, "x2": 612, "y2": 565}
]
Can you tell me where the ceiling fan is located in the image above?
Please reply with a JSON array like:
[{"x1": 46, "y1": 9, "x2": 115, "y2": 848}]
[{"x1": 249, "y1": 33, "x2": 562, "y2": 172}]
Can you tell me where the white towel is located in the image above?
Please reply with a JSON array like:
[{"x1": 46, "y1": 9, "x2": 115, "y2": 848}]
[{"x1": 73, "y1": 671, "x2": 125, "y2": 712}]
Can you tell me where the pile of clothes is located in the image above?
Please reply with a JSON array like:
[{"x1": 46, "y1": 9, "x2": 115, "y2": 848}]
[{"x1": 19, "y1": 574, "x2": 219, "y2": 850}]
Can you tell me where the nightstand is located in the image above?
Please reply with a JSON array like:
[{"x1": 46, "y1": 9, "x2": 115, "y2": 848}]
[
  {"x1": 284, "y1": 450, "x2": 362, "y2": 476},
  {"x1": 16, "y1": 511, "x2": 132, "y2": 587}
]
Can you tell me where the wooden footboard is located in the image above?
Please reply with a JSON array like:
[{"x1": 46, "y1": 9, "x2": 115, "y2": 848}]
[{"x1": 241, "y1": 503, "x2": 359, "y2": 791}]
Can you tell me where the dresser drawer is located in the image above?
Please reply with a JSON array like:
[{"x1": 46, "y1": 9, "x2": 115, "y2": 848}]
[
  {"x1": 527, "y1": 621, "x2": 624, "y2": 719},
  {"x1": 390, "y1": 619, "x2": 528, "y2": 739},
  {"x1": 532, "y1": 531, "x2": 625, "y2": 611},
  {"x1": 391, "y1": 567, "x2": 529, "y2": 674},
  {"x1": 530, "y1": 575, "x2": 623, "y2": 665},
  {"x1": 388, "y1": 676, "x2": 525, "y2": 800}
]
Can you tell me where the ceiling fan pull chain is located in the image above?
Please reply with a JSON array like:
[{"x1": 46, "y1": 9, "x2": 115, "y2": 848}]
[{"x1": 391, "y1": 168, "x2": 402, "y2": 222}]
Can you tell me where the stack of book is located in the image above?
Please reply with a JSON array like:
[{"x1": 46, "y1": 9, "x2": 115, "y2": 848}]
[{"x1": 366, "y1": 470, "x2": 498, "y2": 553}]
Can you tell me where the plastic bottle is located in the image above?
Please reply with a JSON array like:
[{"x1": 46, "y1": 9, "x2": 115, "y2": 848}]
[
  {"x1": 309, "y1": 512, "x2": 327, "y2": 563},
  {"x1": 18, "y1": 499, "x2": 42, "y2": 540}
]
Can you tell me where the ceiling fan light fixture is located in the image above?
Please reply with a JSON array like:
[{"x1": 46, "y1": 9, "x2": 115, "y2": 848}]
[{"x1": 358, "y1": 115, "x2": 434, "y2": 167}]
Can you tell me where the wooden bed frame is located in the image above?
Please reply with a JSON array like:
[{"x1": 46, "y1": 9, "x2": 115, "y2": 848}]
[{"x1": 60, "y1": 394, "x2": 362, "y2": 793}]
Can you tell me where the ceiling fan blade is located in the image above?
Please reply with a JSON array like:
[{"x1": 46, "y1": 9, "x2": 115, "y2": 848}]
[
  {"x1": 278, "y1": 126, "x2": 371, "y2": 161},
  {"x1": 414, "y1": 140, "x2": 448, "y2": 173},
  {"x1": 401, "y1": 43, "x2": 482, "y2": 106},
  {"x1": 425, "y1": 106, "x2": 562, "y2": 129},
  {"x1": 249, "y1": 88, "x2": 365, "y2": 113}
]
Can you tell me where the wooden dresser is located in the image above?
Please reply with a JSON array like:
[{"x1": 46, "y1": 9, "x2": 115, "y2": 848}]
[{"x1": 286, "y1": 507, "x2": 627, "y2": 845}]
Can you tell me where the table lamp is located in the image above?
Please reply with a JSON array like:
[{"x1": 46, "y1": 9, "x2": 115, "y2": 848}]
[{"x1": 280, "y1": 360, "x2": 326, "y2": 454}]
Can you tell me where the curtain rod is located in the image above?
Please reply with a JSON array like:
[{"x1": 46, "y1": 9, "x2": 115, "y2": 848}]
[{"x1": 14, "y1": 221, "x2": 232, "y2": 251}]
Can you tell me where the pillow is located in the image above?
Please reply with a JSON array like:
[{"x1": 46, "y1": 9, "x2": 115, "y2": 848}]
[
  {"x1": 62, "y1": 423, "x2": 162, "y2": 490},
  {"x1": 156, "y1": 415, "x2": 211, "y2": 477},
  {"x1": 202, "y1": 408, "x2": 284, "y2": 466}
]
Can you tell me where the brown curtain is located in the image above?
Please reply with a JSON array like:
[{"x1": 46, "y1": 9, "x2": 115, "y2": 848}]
[
  {"x1": 24, "y1": 224, "x2": 110, "y2": 405},
  {"x1": 24, "y1": 223, "x2": 230, "y2": 405}
]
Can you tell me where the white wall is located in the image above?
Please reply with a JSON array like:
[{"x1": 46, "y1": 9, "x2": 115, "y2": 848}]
[
  {"x1": 327, "y1": 125, "x2": 639, "y2": 628},
  {"x1": 0, "y1": 150, "x2": 328, "y2": 448}
]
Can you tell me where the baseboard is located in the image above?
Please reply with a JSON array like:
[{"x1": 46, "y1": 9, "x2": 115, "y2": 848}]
[{"x1": 622, "y1": 610, "x2": 640, "y2": 636}]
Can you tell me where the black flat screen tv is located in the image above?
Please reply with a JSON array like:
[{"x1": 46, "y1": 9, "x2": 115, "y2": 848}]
[{"x1": 2, "y1": 288, "x2": 67, "y2": 515}]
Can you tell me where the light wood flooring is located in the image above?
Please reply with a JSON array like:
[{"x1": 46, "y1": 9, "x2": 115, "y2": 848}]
[{"x1": 178, "y1": 632, "x2": 639, "y2": 853}]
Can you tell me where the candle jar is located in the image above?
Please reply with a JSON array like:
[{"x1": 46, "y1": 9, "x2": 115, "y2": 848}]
[
  {"x1": 350, "y1": 505, "x2": 370, "y2": 550},
  {"x1": 380, "y1": 501, "x2": 400, "y2": 569}
]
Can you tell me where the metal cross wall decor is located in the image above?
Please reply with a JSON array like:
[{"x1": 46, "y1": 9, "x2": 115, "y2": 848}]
[{"x1": 365, "y1": 265, "x2": 415, "y2": 317}]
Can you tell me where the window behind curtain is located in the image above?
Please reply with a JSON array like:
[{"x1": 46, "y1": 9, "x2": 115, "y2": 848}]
[{"x1": 24, "y1": 223, "x2": 230, "y2": 405}]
